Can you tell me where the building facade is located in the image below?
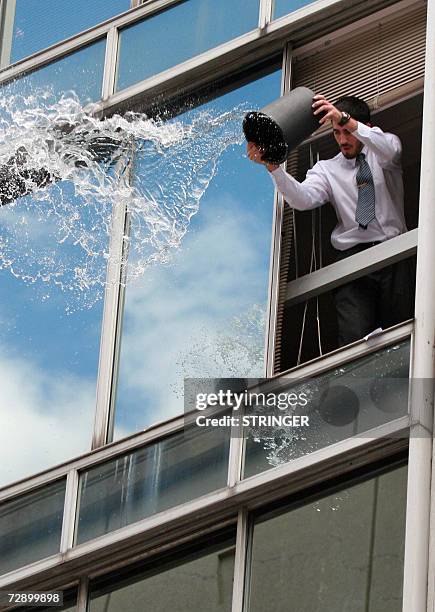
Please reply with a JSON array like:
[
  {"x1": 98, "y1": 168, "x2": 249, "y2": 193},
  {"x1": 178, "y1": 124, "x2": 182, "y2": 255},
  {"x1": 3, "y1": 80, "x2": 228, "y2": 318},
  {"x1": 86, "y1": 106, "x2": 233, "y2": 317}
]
[{"x1": 0, "y1": 0, "x2": 434, "y2": 610}]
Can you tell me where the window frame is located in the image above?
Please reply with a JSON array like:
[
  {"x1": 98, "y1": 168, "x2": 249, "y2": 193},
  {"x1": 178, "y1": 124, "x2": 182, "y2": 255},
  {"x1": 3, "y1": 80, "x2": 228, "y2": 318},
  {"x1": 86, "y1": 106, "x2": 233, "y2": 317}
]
[{"x1": 0, "y1": 0, "x2": 138, "y2": 69}]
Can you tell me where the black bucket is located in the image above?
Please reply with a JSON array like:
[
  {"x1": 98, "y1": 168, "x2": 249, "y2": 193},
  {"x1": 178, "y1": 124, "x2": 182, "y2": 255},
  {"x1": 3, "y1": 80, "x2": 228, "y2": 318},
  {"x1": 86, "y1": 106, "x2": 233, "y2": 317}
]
[{"x1": 243, "y1": 87, "x2": 320, "y2": 164}]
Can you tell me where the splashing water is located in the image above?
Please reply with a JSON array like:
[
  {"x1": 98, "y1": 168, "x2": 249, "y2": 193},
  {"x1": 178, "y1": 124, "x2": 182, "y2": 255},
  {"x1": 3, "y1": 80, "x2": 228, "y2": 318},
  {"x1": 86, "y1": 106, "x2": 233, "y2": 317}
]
[
  {"x1": 247, "y1": 342, "x2": 409, "y2": 469},
  {"x1": 0, "y1": 91, "x2": 249, "y2": 310},
  {"x1": 176, "y1": 303, "x2": 266, "y2": 380}
]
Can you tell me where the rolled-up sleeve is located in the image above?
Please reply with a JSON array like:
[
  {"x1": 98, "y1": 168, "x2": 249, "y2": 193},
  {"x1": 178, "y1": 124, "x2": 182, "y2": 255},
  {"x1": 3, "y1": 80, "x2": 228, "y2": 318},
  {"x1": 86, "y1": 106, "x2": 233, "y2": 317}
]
[
  {"x1": 269, "y1": 164, "x2": 330, "y2": 210},
  {"x1": 355, "y1": 123, "x2": 402, "y2": 169}
]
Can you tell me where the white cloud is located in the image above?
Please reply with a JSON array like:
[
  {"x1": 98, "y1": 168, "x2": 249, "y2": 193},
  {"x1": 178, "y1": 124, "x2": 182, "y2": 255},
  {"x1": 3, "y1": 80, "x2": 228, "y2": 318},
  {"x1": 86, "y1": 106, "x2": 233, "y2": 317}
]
[{"x1": 0, "y1": 349, "x2": 95, "y2": 487}]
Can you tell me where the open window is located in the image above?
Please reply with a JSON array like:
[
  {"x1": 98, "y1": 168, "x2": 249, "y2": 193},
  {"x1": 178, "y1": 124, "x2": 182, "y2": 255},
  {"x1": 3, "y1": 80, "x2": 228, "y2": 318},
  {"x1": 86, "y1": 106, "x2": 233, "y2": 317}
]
[
  {"x1": 274, "y1": 94, "x2": 421, "y2": 371},
  {"x1": 272, "y1": 3, "x2": 425, "y2": 373}
]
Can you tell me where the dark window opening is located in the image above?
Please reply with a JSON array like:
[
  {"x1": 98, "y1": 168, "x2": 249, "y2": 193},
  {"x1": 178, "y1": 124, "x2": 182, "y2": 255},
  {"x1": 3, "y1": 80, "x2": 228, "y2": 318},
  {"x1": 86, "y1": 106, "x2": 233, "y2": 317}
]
[{"x1": 276, "y1": 93, "x2": 421, "y2": 372}]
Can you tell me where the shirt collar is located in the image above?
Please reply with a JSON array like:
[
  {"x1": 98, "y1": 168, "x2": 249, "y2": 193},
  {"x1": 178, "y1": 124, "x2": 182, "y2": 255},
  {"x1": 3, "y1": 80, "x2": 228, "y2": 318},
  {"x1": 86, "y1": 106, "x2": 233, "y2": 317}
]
[{"x1": 339, "y1": 143, "x2": 369, "y2": 167}]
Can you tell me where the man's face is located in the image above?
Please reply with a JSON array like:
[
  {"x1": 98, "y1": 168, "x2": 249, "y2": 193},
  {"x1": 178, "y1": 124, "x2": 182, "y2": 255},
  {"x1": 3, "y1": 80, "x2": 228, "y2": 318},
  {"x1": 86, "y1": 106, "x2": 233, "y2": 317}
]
[{"x1": 332, "y1": 121, "x2": 364, "y2": 159}]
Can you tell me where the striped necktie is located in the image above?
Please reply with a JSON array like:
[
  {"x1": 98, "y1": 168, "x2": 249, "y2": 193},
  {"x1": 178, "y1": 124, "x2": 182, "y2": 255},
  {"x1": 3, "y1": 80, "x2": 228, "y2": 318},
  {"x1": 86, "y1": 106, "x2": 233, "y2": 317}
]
[{"x1": 355, "y1": 152, "x2": 376, "y2": 229}]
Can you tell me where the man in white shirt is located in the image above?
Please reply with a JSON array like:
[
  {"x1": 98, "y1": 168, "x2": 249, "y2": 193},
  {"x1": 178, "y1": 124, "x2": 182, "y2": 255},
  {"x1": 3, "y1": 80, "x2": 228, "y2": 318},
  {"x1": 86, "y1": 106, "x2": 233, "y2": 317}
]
[{"x1": 247, "y1": 94, "x2": 414, "y2": 346}]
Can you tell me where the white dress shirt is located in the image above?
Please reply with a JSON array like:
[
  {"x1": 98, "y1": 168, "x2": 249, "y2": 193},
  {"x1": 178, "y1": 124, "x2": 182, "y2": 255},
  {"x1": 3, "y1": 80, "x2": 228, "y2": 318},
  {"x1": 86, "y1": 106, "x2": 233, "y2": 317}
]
[{"x1": 270, "y1": 122, "x2": 407, "y2": 250}]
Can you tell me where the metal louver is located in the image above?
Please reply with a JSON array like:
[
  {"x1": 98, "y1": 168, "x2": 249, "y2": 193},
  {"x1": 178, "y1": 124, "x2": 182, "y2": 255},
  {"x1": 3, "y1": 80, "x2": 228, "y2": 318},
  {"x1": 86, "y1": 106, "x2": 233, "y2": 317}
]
[
  {"x1": 273, "y1": 150, "x2": 298, "y2": 374},
  {"x1": 292, "y1": 4, "x2": 426, "y2": 107}
]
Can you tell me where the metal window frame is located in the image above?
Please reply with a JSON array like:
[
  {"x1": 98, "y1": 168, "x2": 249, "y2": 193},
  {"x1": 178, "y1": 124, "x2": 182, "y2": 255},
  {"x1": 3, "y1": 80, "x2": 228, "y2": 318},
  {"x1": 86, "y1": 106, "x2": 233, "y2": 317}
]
[
  {"x1": 0, "y1": 0, "x2": 412, "y2": 87},
  {"x1": 101, "y1": 26, "x2": 119, "y2": 101},
  {"x1": 264, "y1": 42, "x2": 292, "y2": 377},
  {"x1": 259, "y1": 0, "x2": 273, "y2": 29},
  {"x1": 60, "y1": 470, "x2": 80, "y2": 555},
  {"x1": 92, "y1": 149, "x2": 132, "y2": 449},
  {"x1": 6, "y1": 431, "x2": 408, "y2": 608},
  {"x1": 0, "y1": 414, "x2": 410, "y2": 591},
  {"x1": 0, "y1": 325, "x2": 412, "y2": 594},
  {"x1": 96, "y1": 0, "x2": 414, "y2": 118},
  {"x1": 0, "y1": 321, "x2": 412, "y2": 501},
  {"x1": 77, "y1": 577, "x2": 89, "y2": 612},
  {"x1": 0, "y1": 0, "x2": 15, "y2": 68},
  {"x1": 402, "y1": 0, "x2": 435, "y2": 609},
  {"x1": 0, "y1": 324, "x2": 411, "y2": 603},
  {"x1": 0, "y1": 325, "x2": 412, "y2": 597},
  {"x1": 0, "y1": 0, "x2": 405, "y2": 103},
  {"x1": 241, "y1": 449, "x2": 410, "y2": 612},
  {"x1": 231, "y1": 509, "x2": 249, "y2": 612},
  {"x1": 0, "y1": 0, "x2": 165, "y2": 74},
  {"x1": 0, "y1": 0, "x2": 255, "y2": 86},
  {"x1": 285, "y1": 228, "x2": 418, "y2": 305}
]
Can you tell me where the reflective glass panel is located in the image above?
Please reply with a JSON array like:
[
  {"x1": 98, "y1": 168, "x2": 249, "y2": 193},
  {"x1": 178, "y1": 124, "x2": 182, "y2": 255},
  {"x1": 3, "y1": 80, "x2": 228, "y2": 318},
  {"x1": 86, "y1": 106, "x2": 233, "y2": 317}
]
[
  {"x1": 272, "y1": 0, "x2": 317, "y2": 20},
  {"x1": 10, "y1": 0, "x2": 130, "y2": 64},
  {"x1": 5, "y1": 39, "x2": 106, "y2": 104},
  {"x1": 0, "y1": 40, "x2": 118, "y2": 486},
  {"x1": 0, "y1": 479, "x2": 65, "y2": 575},
  {"x1": 244, "y1": 340, "x2": 410, "y2": 478},
  {"x1": 249, "y1": 463, "x2": 407, "y2": 611},
  {"x1": 0, "y1": 176, "x2": 108, "y2": 486},
  {"x1": 76, "y1": 423, "x2": 230, "y2": 544},
  {"x1": 88, "y1": 535, "x2": 235, "y2": 611},
  {"x1": 18, "y1": 606, "x2": 76, "y2": 612},
  {"x1": 114, "y1": 67, "x2": 281, "y2": 437},
  {"x1": 116, "y1": 0, "x2": 260, "y2": 91},
  {"x1": 15, "y1": 588, "x2": 77, "y2": 611}
]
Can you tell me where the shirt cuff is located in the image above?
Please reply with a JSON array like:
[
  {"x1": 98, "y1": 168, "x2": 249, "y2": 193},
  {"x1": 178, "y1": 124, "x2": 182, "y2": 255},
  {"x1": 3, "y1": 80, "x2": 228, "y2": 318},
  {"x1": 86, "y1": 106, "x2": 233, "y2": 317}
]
[{"x1": 269, "y1": 166, "x2": 286, "y2": 179}]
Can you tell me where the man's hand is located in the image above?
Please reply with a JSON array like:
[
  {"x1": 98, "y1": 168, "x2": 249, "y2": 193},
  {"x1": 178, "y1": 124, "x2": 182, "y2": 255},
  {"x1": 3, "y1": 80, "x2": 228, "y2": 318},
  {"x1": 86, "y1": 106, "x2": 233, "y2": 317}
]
[
  {"x1": 312, "y1": 94, "x2": 343, "y2": 126},
  {"x1": 246, "y1": 142, "x2": 279, "y2": 172}
]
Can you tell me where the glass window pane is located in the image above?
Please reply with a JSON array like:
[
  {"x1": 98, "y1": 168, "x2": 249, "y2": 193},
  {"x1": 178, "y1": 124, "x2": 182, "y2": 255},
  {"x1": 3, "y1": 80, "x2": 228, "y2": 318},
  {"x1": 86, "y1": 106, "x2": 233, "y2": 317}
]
[
  {"x1": 114, "y1": 67, "x2": 281, "y2": 437},
  {"x1": 18, "y1": 605, "x2": 76, "y2": 612},
  {"x1": 0, "y1": 172, "x2": 111, "y2": 486},
  {"x1": 116, "y1": 0, "x2": 260, "y2": 91},
  {"x1": 5, "y1": 39, "x2": 106, "y2": 103},
  {"x1": 0, "y1": 270, "x2": 103, "y2": 486},
  {"x1": 273, "y1": 0, "x2": 317, "y2": 20},
  {"x1": 15, "y1": 588, "x2": 77, "y2": 611},
  {"x1": 89, "y1": 535, "x2": 235, "y2": 611},
  {"x1": 10, "y1": 0, "x2": 130, "y2": 63},
  {"x1": 16, "y1": 604, "x2": 76, "y2": 611},
  {"x1": 244, "y1": 340, "x2": 410, "y2": 478},
  {"x1": 249, "y1": 464, "x2": 407, "y2": 612},
  {"x1": 0, "y1": 479, "x2": 65, "y2": 575},
  {"x1": 76, "y1": 424, "x2": 230, "y2": 544}
]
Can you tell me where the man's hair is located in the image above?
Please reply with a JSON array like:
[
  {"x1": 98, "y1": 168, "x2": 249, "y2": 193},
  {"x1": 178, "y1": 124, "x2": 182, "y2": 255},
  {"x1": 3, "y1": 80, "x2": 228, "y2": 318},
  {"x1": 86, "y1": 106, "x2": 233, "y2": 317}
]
[{"x1": 335, "y1": 96, "x2": 371, "y2": 124}]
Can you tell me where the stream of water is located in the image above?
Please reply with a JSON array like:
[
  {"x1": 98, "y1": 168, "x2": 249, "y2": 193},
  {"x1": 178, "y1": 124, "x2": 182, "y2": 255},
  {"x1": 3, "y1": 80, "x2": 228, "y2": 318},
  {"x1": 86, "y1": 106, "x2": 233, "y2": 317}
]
[{"x1": 0, "y1": 92, "x2": 248, "y2": 310}]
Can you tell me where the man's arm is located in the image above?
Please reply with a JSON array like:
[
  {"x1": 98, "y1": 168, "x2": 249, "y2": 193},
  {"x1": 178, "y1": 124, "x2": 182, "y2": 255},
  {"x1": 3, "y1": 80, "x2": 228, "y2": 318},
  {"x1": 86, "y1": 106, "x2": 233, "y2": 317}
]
[
  {"x1": 269, "y1": 165, "x2": 330, "y2": 210},
  {"x1": 351, "y1": 123, "x2": 401, "y2": 169},
  {"x1": 246, "y1": 142, "x2": 330, "y2": 210}
]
